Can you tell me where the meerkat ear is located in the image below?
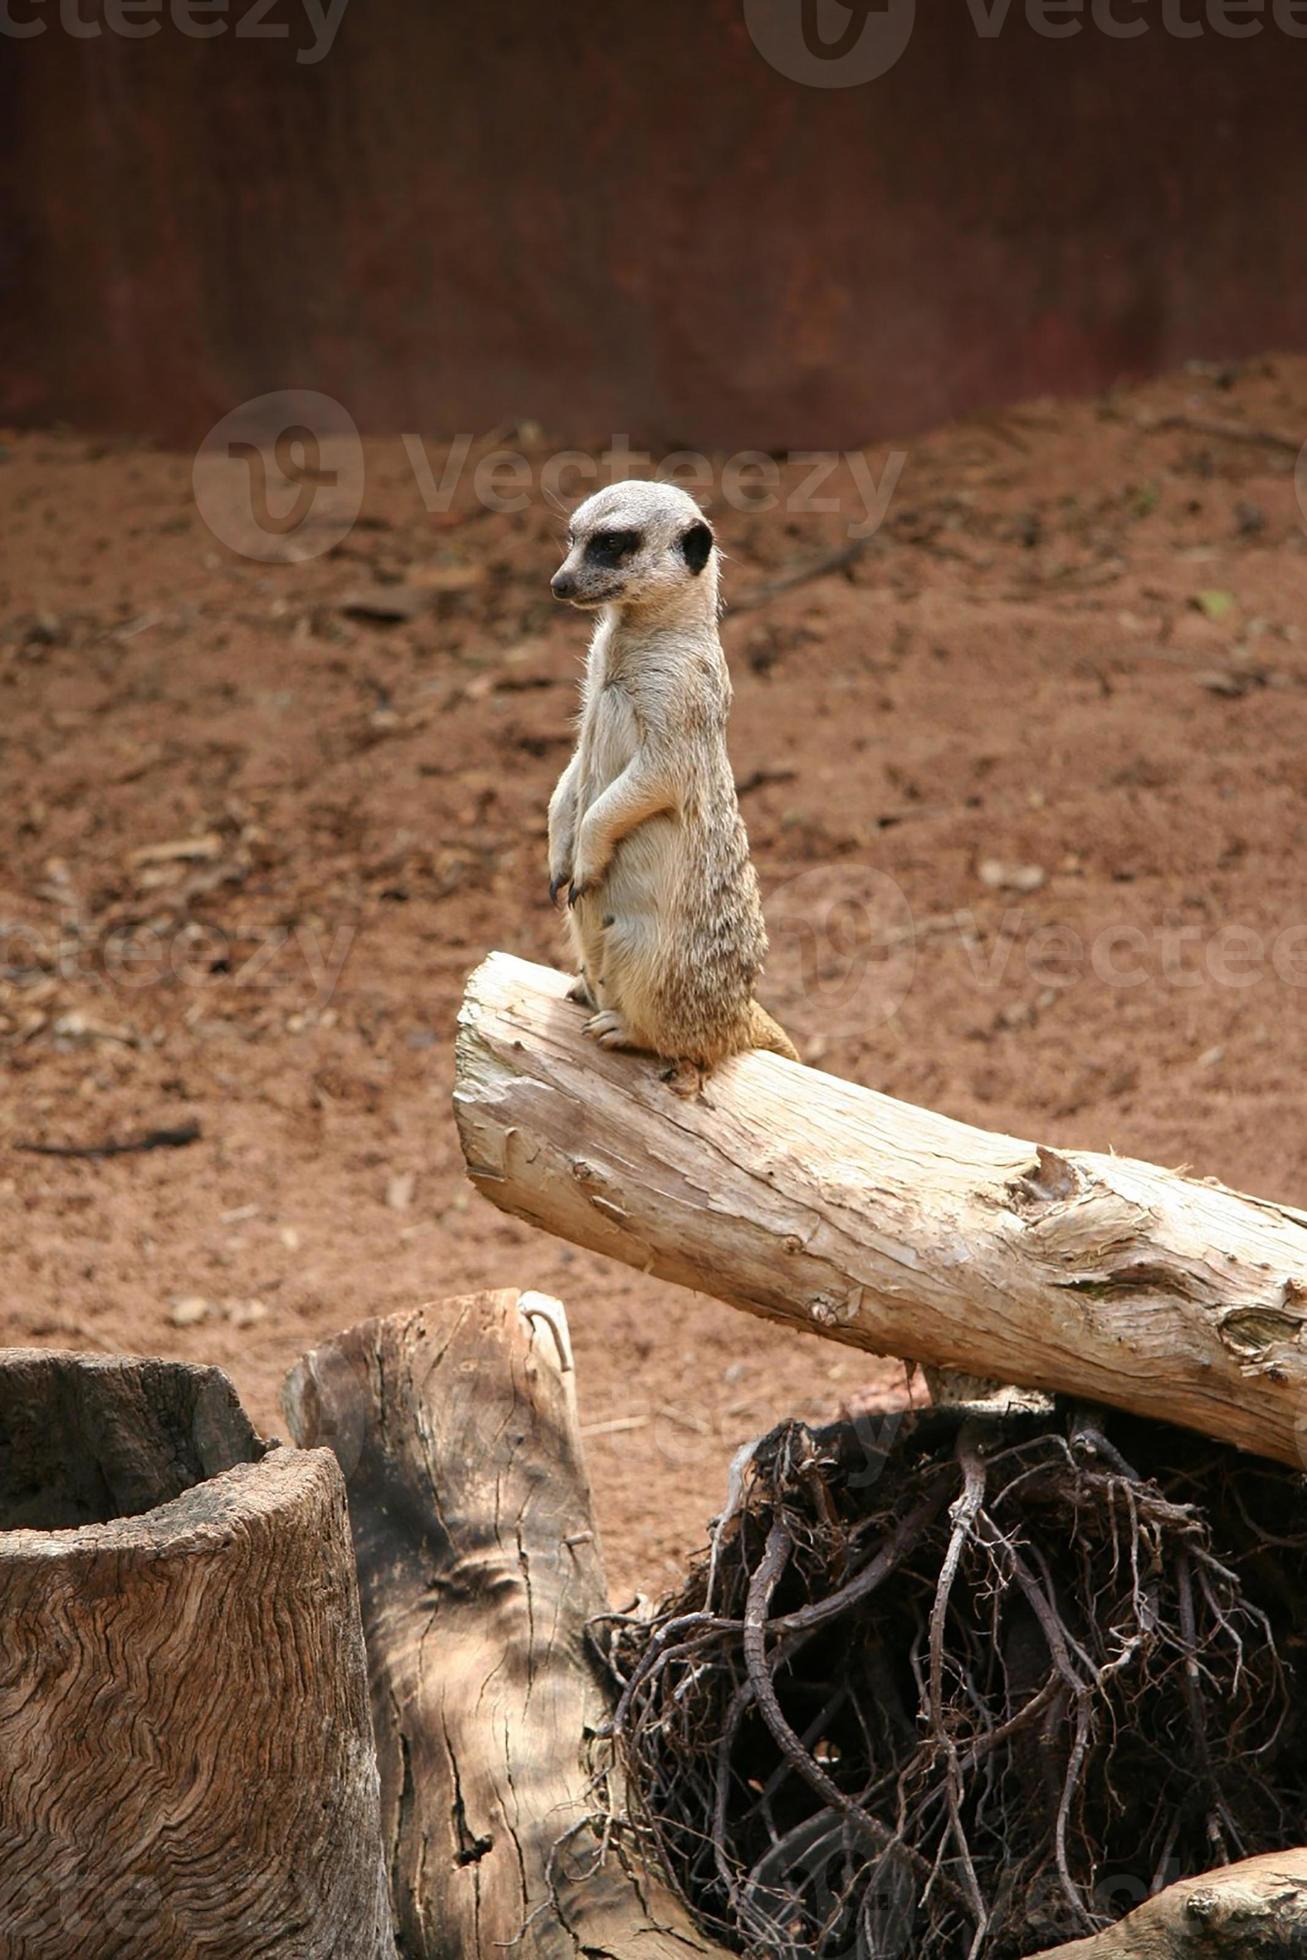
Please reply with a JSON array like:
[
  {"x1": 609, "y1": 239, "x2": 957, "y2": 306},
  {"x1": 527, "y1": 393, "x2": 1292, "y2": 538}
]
[{"x1": 680, "y1": 520, "x2": 715, "y2": 575}]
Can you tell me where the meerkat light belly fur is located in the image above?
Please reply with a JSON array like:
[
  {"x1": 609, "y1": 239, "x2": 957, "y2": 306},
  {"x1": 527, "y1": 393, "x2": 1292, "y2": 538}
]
[{"x1": 547, "y1": 479, "x2": 797, "y2": 1071}]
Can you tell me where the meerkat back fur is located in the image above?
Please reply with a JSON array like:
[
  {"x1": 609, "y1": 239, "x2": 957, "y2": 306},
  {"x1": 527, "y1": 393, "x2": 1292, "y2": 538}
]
[{"x1": 547, "y1": 479, "x2": 798, "y2": 1071}]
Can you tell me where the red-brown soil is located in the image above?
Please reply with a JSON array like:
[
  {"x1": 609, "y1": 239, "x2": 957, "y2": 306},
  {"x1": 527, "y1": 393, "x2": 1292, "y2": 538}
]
[{"x1": 4, "y1": 358, "x2": 1307, "y2": 1598}]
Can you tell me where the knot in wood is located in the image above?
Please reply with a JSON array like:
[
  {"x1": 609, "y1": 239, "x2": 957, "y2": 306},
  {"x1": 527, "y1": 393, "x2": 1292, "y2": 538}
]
[
  {"x1": 808, "y1": 1289, "x2": 861, "y2": 1328},
  {"x1": 1012, "y1": 1145, "x2": 1082, "y2": 1210},
  {"x1": 571, "y1": 1158, "x2": 608, "y2": 1186}
]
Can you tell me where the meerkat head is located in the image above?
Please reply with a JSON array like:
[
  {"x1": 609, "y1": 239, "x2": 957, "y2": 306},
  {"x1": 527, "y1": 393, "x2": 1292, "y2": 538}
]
[{"x1": 551, "y1": 479, "x2": 717, "y2": 620}]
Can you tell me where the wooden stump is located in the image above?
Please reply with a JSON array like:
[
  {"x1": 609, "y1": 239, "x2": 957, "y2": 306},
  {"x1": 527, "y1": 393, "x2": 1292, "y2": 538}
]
[
  {"x1": 283, "y1": 1290, "x2": 729, "y2": 1960},
  {"x1": 0, "y1": 1349, "x2": 392, "y2": 1959}
]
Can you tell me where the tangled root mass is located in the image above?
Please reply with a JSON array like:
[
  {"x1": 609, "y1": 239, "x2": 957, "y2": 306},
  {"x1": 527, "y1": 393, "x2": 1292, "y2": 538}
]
[{"x1": 601, "y1": 1402, "x2": 1307, "y2": 1958}]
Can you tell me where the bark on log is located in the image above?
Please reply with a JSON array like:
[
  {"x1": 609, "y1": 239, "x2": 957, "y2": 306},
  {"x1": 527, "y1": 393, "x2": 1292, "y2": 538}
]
[
  {"x1": 282, "y1": 1289, "x2": 729, "y2": 1960},
  {"x1": 1030, "y1": 1851, "x2": 1307, "y2": 1956},
  {"x1": 0, "y1": 1349, "x2": 392, "y2": 1960},
  {"x1": 453, "y1": 952, "x2": 1307, "y2": 1467}
]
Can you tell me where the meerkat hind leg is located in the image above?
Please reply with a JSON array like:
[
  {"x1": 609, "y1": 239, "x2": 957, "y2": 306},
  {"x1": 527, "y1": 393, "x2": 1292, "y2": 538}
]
[
  {"x1": 567, "y1": 969, "x2": 597, "y2": 1007},
  {"x1": 660, "y1": 1057, "x2": 707, "y2": 1099}
]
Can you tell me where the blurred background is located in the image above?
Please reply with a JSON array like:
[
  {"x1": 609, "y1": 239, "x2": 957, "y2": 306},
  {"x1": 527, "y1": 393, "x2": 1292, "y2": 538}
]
[
  {"x1": 4, "y1": 2, "x2": 1307, "y2": 444},
  {"x1": 3, "y1": 0, "x2": 1307, "y2": 1594}
]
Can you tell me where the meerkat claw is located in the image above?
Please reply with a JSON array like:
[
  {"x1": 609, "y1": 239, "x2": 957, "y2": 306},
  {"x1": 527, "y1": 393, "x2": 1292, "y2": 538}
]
[
  {"x1": 549, "y1": 874, "x2": 567, "y2": 903},
  {"x1": 585, "y1": 1009, "x2": 633, "y2": 1049},
  {"x1": 661, "y1": 1059, "x2": 707, "y2": 1098}
]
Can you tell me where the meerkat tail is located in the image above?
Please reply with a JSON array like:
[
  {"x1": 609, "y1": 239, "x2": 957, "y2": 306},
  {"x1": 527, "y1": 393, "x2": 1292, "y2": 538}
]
[{"x1": 745, "y1": 1000, "x2": 800, "y2": 1063}]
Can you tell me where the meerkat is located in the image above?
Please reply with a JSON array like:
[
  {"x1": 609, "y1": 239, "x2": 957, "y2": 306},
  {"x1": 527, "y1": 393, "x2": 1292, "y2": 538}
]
[{"x1": 547, "y1": 478, "x2": 798, "y2": 1076}]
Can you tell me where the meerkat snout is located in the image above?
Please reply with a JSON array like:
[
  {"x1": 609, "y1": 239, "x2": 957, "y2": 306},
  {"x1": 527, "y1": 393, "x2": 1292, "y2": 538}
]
[{"x1": 552, "y1": 479, "x2": 718, "y2": 619}]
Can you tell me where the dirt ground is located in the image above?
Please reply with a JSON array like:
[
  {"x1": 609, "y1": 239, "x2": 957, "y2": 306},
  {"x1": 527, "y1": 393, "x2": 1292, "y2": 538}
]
[{"x1": 4, "y1": 358, "x2": 1307, "y2": 1599}]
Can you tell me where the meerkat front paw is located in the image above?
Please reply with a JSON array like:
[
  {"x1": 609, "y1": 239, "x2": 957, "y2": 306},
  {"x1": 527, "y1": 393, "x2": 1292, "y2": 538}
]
[
  {"x1": 567, "y1": 844, "x2": 608, "y2": 908},
  {"x1": 585, "y1": 1009, "x2": 635, "y2": 1050},
  {"x1": 548, "y1": 841, "x2": 577, "y2": 902}
]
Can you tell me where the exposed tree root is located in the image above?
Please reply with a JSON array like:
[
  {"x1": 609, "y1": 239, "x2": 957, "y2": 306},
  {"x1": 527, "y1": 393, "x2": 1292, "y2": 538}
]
[{"x1": 601, "y1": 1404, "x2": 1307, "y2": 1958}]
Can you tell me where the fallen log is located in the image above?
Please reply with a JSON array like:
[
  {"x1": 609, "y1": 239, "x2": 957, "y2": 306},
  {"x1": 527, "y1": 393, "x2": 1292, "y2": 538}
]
[
  {"x1": 453, "y1": 952, "x2": 1307, "y2": 1466},
  {"x1": 282, "y1": 1289, "x2": 730, "y2": 1960},
  {"x1": 0, "y1": 1349, "x2": 391, "y2": 1958},
  {"x1": 1030, "y1": 1851, "x2": 1307, "y2": 1957}
]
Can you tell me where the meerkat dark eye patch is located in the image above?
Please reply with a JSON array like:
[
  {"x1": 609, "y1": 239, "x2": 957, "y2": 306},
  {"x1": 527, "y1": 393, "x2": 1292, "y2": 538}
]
[
  {"x1": 586, "y1": 529, "x2": 642, "y2": 564},
  {"x1": 680, "y1": 520, "x2": 714, "y2": 575}
]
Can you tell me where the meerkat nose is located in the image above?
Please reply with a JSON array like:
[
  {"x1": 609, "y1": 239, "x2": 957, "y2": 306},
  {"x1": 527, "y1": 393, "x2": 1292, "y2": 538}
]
[{"x1": 551, "y1": 572, "x2": 578, "y2": 601}]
